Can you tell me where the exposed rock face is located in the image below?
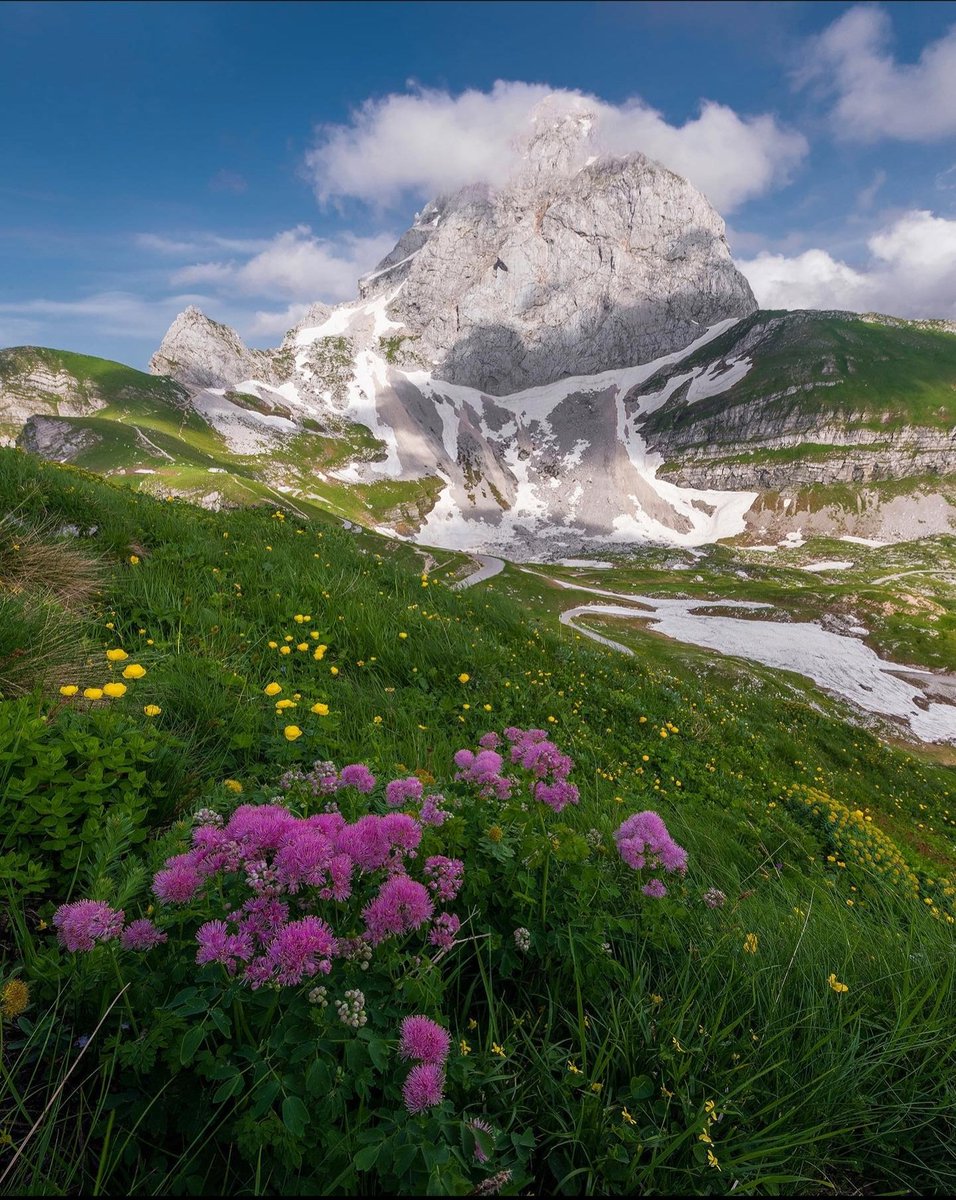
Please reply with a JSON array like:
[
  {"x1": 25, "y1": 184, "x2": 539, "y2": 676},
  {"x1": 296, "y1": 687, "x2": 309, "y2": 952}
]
[
  {"x1": 18, "y1": 415, "x2": 101, "y2": 462},
  {"x1": 359, "y1": 103, "x2": 757, "y2": 394},
  {"x1": 149, "y1": 307, "x2": 290, "y2": 390}
]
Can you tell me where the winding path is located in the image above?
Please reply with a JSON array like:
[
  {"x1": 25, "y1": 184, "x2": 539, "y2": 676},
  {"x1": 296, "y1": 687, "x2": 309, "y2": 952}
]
[{"x1": 452, "y1": 554, "x2": 505, "y2": 590}]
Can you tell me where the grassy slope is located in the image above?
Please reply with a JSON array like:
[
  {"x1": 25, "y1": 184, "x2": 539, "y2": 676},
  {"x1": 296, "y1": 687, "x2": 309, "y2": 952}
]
[
  {"x1": 1, "y1": 448, "x2": 955, "y2": 1193},
  {"x1": 640, "y1": 310, "x2": 956, "y2": 443}
]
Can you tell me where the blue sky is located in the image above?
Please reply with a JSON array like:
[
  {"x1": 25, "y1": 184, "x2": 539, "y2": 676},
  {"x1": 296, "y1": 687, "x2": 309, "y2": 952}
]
[{"x1": 1, "y1": 0, "x2": 955, "y2": 367}]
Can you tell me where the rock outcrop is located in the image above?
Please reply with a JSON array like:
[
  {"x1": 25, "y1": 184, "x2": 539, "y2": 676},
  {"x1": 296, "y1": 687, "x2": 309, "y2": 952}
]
[
  {"x1": 148, "y1": 307, "x2": 291, "y2": 391},
  {"x1": 359, "y1": 100, "x2": 756, "y2": 394},
  {"x1": 18, "y1": 414, "x2": 101, "y2": 462}
]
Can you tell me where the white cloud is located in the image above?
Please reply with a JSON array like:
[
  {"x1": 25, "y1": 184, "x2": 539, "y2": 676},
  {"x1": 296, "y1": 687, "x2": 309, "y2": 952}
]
[
  {"x1": 0, "y1": 290, "x2": 215, "y2": 340},
  {"x1": 805, "y1": 5, "x2": 956, "y2": 141},
  {"x1": 304, "y1": 81, "x2": 807, "y2": 213},
  {"x1": 739, "y1": 210, "x2": 956, "y2": 318},
  {"x1": 170, "y1": 225, "x2": 396, "y2": 303}
]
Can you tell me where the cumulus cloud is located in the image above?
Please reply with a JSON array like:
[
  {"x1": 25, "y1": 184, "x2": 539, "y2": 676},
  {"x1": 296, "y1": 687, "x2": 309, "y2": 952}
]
[
  {"x1": 739, "y1": 210, "x2": 956, "y2": 318},
  {"x1": 170, "y1": 225, "x2": 396, "y2": 303},
  {"x1": 804, "y1": 5, "x2": 956, "y2": 141},
  {"x1": 304, "y1": 81, "x2": 807, "y2": 213}
]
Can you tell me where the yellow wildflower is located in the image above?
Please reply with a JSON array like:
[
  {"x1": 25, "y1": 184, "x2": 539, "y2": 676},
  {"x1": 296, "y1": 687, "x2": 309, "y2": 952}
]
[
  {"x1": 650, "y1": 993, "x2": 663, "y2": 1005},
  {"x1": 283, "y1": 725, "x2": 303, "y2": 741},
  {"x1": 311, "y1": 703, "x2": 330, "y2": 716},
  {"x1": 223, "y1": 779, "x2": 243, "y2": 793},
  {"x1": 129, "y1": 555, "x2": 140, "y2": 565},
  {"x1": 468, "y1": 1018, "x2": 478, "y2": 1030},
  {"x1": 106, "y1": 648, "x2": 128, "y2": 662},
  {"x1": 264, "y1": 683, "x2": 282, "y2": 696},
  {"x1": 491, "y1": 1043, "x2": 506, "y2": 1057},
  {"x1": 373, "y1": 715, "x2": 382, "y2": 725},
  {"x1": 83, "y1": 687, "x2": 104, "y2": 700},
  {"x1": 102, "y1": 682, "x2": 127, "y2": 699},
  {"x1": 567, "y1": 1060, "x2": 582, "y2": 1075},
  {"x1": 743, "y1": 932, "x2": 758, "y2": 954},
  {"x1": 296, "y1": 643, "x2": 308, "y2": 652},
  {"x1": 590, "y1": 1082, "x2": 603, "y2": 1094},
  {"x1": 59, "y1": 685, "x2": 79, "y2": 697},
  {"x1": 621, "y1": 1107, "x2": 637, "y2": 1126},
  {"x1": 707, "y1": 1149, "x2": 721, "y2": 1170},
  {"x1": 458, "y1": 673, "x2": 470, "y2": 683},
  {"x1": 279, "y1": 645, "x2": 291, "y2": 655},
  {"x1": 1, "y1": 979, "x2": 29, "y2": 1020},
  {"x1": 122, "y1": 664, "x2": 146, "y2": 680},
  {"x1": 275, "y1": 699, "x2": 296, "y2": 711},
  {"x1": 313, "y1": 645, "x2": 327, "y2": 660},
  {"x1": 827, "y1": 973, "x2": 849, "y2": 994},
  {"x1": 143, "y1": 704, "x2": 161, "y2": 717},
  {"x1": 329, "y1": 666, "x2": 339, "y2": 676},
  {"x1": 398, "y1": 631, "x2": 408, "y2": 640}
]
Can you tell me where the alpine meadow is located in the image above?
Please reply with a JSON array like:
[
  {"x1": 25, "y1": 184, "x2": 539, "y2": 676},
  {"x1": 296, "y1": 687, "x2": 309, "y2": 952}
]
[{"x1": 2, "y1": 2, "x2": 956, "y2": 1196}]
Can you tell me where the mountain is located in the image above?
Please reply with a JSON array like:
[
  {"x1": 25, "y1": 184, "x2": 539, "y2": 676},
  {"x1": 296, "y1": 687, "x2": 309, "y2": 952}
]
[
  {"x1": 3, "y1": 102, "x2": 955, "y2": 552},
  {"x1": 356, "y1": 98, "x2": 757, "y2": 394}
]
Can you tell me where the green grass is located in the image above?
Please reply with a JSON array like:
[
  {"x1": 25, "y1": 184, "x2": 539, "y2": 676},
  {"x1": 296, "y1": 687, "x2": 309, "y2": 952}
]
[{"x1": 0, "y1": 448, "x2": 954, "y2": 1195}]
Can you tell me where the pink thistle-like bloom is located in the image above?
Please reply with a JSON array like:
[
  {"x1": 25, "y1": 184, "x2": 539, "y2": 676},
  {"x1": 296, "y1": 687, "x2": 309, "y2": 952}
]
[
  {"x1": 642, "y1": 879, "x2": 668, "y2": 899},
  {"x1": 423, "y1": 855, "x2": 465, "y2": 902},
  {"x1": 385, "y1": 776, "x2": 424, "y2": 808},
  {"x1": 274, "y1": 830, "x2": 334, "y2": 892},
  {"x1": 265, "y1": 916, "x2": 335, "y2": 985},
  {"x1": 477, "y1": 732, "x2": 500, "y2": 750},
  {"x1": 402, "y1": 1062, "x2": 445, "y2": 1114},
  {"x1": 153, "y1": 856, "x2": 203, "y2": 904},
  {"x1": 420, "y1": 794, "x2": 448, "y2": 826},
  {"x1": 195, "y1": 920, "x2": 254, "y2": 973},
  {"x1": 380, "y1": 812, "x2": 422, "y2": 853},
  {"x1": 322, "y1": 853, "x2": 354, "y2": 901},
  {"x1": 615, "y1": 811, "x2": 688, "y2": 875},
  {"x1": 429, "y1": 912, "x2": 461, "y2": 951},
  {"x1": 120, "y1": 918, "x2": 167, "y2": 951},
  {"x1": 339, "y1": 763, "x2": 376, "y2": 793},
  {"x1": 53, "y1": 900, "x2": 124, "y2": 952},
  {"x1": 399, "y1": 1015, "x2": 451, "y2": 1064},
  {"x1": 225, "y1": 804, "x2": 297, "y2": 854},
  {"x1": 363, "y1": 875, "x2": 434, "y2": 944}
]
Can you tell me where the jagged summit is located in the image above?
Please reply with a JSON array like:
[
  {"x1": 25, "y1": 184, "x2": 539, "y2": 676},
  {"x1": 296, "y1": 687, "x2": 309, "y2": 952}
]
[
  {"x1": 358, "y1": 99, "x2": 757, "y2": 394},
  {"x1": 149, "y1": 306, "x2": 287, "y2": 391}
]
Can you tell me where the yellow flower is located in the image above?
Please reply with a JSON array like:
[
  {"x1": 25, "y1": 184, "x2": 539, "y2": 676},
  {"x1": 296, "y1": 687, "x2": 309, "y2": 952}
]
[
  {"x1": 460, "y1": 1039, "x2": 471, "y2": 1055},
  {"x1": 275, "y1": 699, "x2": 296, "y2": 710},
  {"x1": 698, "y1": 1130, "x2": 713, "y2": 1145},
  {"x1": 468, "y1": 1018, "x2": 477, "y2": 1030},
  {"x1": 283, "y1": 725, "x2": 303, "y2": 741},
  {"x1": 621, "y1": 1107, "x2": 637, "y2": 1126},
  {"x1": 458, "y1": 673, "x2": 470, "y2": 683},
  {"x1": 491, "y1": 1043, "x2": 506, "y2": 1057},
  {"x1": 264, "y1": 683, "x2": 282, "y2": 696},
  {"x1": 567, "y1": 1060, "x2": 582, "y2": 1075},
  {"x1": 483, "y1": 703, "x2": 493, "y2": 712},
  {"x1": 223, "y1": 779, "x2": 243, "y2": 793},
  {"x1": 590, "y1": 1082, "x2": 603, "y2": 1094},
  {"x1": 122, "y1": 664, "x2": 146, "y2": 680},
  {"x1": 313, "y1": 645, "x2": 327, "y2": 660},
  {"x1": 129, "y1": 554, "x2": 140, "y2": 565},
  {"x1": 373, "y1": 715, "x2": 382, "y2": 725},
  {"x1": 827, "y1": 973, "x2": 849, "y2": 994},
  {"x1": 707, "y1": 1149, "x2": 721, "y2": 1171},
  {"x1": 143, "y1": 704, "x2": 161, "y2": 717},
  {"x1": 487, "y1": 825, "x2": 503, "y2": 843},
  {"x1": 59, "y1": 685, "x2": 79, "y2": 697},
  {"x1": 279, "y1": 645, "x2": 291, "y2": 655},
  {"x1": 102, "y1": 682, "x2": 127, "y2": 699},
  {"x1": 296, "y1": 642, "x2": 308, "y2": 652},
  {"x1": 329, "y1": 666, "x2": 339, "y2": 676},
  {"x1": 83, "y1": 687, "x2": 104, "y2": 700},
  {"x1": 650, "y1": 993, "x2": 663, "y2": 1005},
  {"x1": 311, "y1": 703, "x2": 330, "y2": 716},
  {"x1": 106, "y1": 648, "x2": 129, "y2": 662},
  {"x1": 268, "y1": 641, "x2": 278, "y2": 649},
  {"x1": 398, "y1": 631, "x2": 408, "y2": 640},
  {"x1": 1, "y1": 979, "x2": 30, "y2": 1020},
  {"x1": 743, "y1": 932, "x2": 759, "y2": 954}
]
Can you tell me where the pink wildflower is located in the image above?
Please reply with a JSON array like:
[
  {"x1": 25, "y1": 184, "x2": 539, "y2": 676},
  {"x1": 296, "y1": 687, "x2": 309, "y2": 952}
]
[
  {"x1": 195, "y1": 920, "x2": 253, "y2": 973},
  {"x1": 363, "y1": 875, "x2": 434, "y2": 944},
  {"x1": 642, "y1": 879, "x2": 668, "y2": 899},
  {"x1": 339, "y1": 763, "x2": 376, "y2": 793},
  {"x1": 120, "y1": 918, "x2": 167, "y2": 951},
  {"x1": 153, "y1": 856, "x2": 203, "y2": 904},
  {"x1": 429, "y1": 912, "x2": 461, "y2": 951},
  {"x1": 399, "y1": 1015, "x2": 451, "y2": 1064},
  {"x1": 265, "y1": 916, "x2": 335, "y2": 985},
  {"x1": 423, "y1": 855, "x2": 465, "y2": 902},
  {"x1": 385, "y1": 776, "x2": 423, "y2": 808},
  {"x1": 53, "y1": 900, "x2": 124, "y2": 952},
  {"x1": 402, "y1": 1062, "x2": 445, "y2": 1114},
  {"x1": 615, "y1": 811, "x2": 687, "y2": 875}
]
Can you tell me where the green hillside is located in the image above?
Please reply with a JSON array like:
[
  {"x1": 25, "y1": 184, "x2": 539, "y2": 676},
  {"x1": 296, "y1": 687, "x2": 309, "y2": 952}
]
[
  {"x1": 640, "y1": 310, "x2": 956, "y2": 444},
  {"x1": 1, "y1": 449, "x2": 954, "y2": 1195}
]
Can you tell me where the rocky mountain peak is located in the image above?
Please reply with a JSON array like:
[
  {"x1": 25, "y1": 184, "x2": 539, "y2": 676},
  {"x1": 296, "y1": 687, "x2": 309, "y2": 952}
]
[{"x1": 149, "y1": 306, "x2": 289, "y2": 391}]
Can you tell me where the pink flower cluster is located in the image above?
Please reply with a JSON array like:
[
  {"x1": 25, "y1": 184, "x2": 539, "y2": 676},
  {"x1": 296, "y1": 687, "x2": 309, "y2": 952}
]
[
  {"x1": 504, "y1": 727, "x2": 579, "y2": 813},
  {"x1": 52, "y1": 901, "x2": 164, "y2": 954},
  {"x1": 453, "y1": 747, "x2": 512, "y2": 800},
  {"x1": 385, "y1": 776, "x2": 424, "y2": 808},
  {"x1": 614, "y1": 810, "x2": 687, "y2": 899},
  {"x1": 281, "y1": 760, "x2": 377, "y2": 797},
  {"x1": 150, "y1": 798, "x2": 461, "y2": 986},
  {"x1": 399, "y1": 1015, "x2": 449, "y2": 1114}
]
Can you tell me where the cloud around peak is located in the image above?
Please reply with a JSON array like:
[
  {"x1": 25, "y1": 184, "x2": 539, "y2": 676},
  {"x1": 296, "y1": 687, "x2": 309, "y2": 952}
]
[{"x1": 304, "y1": 81, "x2": 807, "y2": 214}]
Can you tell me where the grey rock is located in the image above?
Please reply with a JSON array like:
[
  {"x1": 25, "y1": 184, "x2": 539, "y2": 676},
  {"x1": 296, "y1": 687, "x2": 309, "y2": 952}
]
[
  {"x1": 18, "y1": 415, "x2": 101, "y2": 462},
  {"x1": 149, "y1": 307, "x2": 291, "y2": 390},
  {"x1": 360, "y1": 104, "x2": 756, "y2": 394}
]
